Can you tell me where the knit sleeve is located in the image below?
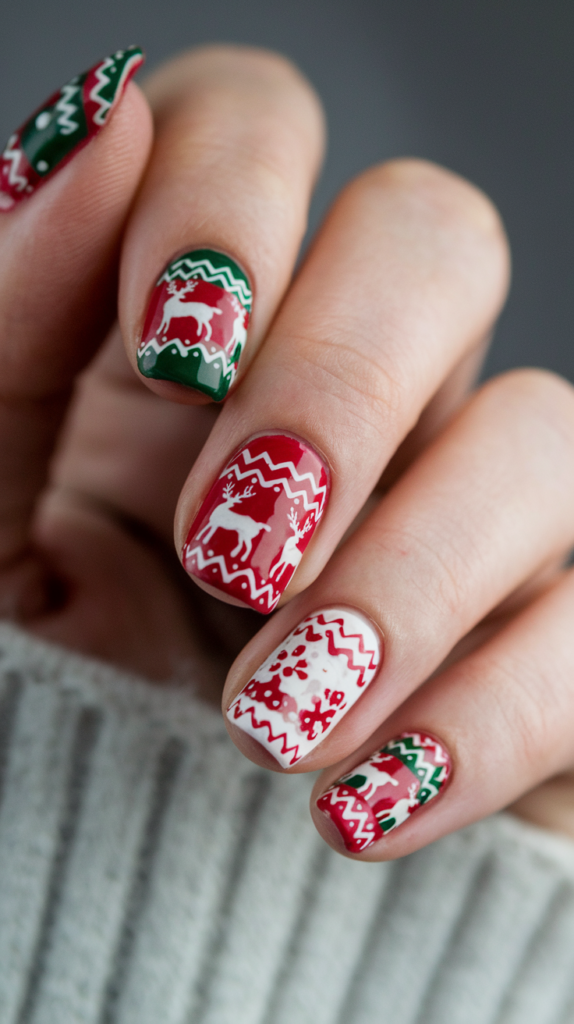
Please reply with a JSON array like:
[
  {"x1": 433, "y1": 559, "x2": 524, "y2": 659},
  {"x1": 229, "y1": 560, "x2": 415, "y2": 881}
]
[{"x1": 0, "y1": 622, "x2": 573, "y2": 1024}]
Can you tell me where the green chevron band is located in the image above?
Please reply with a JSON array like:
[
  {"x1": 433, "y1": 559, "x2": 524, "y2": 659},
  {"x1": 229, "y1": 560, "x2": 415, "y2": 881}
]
[
  {"x1": 20, "y1": 75, "x2": 89, "y2": 175},
  {"x1": 382, "y1": 736, "x2": 445, "y2": 804},
  {"x1": 160, "y1": 249, "x2": 252, "y2": 310}
]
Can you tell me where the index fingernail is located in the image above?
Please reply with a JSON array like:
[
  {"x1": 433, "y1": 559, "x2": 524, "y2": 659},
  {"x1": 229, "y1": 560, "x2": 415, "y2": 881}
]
[
  {"x1": 137, "y1": 249, "x2": 252, "y2": 401},
  {"x1": 0, "y1": 46, "x2": 144, "y2": 212}
]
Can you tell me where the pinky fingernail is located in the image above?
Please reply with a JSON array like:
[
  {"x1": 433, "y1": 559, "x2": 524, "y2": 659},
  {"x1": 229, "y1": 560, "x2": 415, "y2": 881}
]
[
  {"x1": 0, "y1": 46, "x2": 144, "y2": 212},
  {"x1": 317, "y1": 732, "x2": 451, "y2": 853}
]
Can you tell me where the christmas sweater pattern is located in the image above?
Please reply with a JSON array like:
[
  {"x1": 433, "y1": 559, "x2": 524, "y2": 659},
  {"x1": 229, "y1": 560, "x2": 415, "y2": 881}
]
[
  {"x1": 318, "y1": 732, "x2": 451, "y2": 852},
  {"x1": 227, "y1": 609, "x2": 380, "y2": 767},
  {"x1": 183, "y1": 434, "x2": 329, "y2": 612},
  {"x1": 0, "y1": 47, "x2": 144, "y2": 211},
  {"x1": 137, "y1": 250, "x2": 252, "y2": 401}
]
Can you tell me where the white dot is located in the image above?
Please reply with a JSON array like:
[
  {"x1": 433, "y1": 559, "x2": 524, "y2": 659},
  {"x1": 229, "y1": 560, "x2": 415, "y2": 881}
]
[
  {"x1": 259, "y1": 598, "x2": 264, "y2": 604},
  {"x1": 35, "y1": 111, "x2": 51, "y2": 130},
  {"x1": 36, "y1": 160, "x2": 49, "y2": 172},
  {"x1": 232, "y1": 564, "x2": 238, "y2": 570},
  {"x1": 193, "y1": 351, "x2": 199, "y2": 357},
  {"x1": 294, "y1": 498, "x2": 299, "y2": 505},
  {"x1": 207, "y1": 550, "x2": 214, "y2": 557},
  {"x1": 251, "y1": 477, "x2": 257, "y2": 483},
  {"x1": 241, "y1": 583, "x2": 247, "y2": 589},
  {"x1": 274, "y1": 486, "x2": 280, "y2": 492}
]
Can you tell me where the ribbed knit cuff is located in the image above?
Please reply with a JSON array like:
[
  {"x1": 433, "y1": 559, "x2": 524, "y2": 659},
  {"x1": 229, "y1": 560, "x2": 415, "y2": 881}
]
[{"x1": 0, "y1": 623, "x2": 573, "y2": 1024}]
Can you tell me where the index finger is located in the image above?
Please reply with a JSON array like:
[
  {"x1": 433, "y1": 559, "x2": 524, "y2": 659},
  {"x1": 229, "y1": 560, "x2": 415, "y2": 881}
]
[{"x1": 119, "y1": 45, "x2": 325, "y2": 403}]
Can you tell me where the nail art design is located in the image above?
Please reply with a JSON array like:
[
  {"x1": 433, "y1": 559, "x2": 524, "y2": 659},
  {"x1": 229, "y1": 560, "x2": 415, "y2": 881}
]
[
  {"x1": 183, "y1": 434, "x2": 329, "y2": 612},
  {"x1": 137, "y1": 250, "x2": 252, "y2": 401},
  {"x1": 0, "y1": 47, "x2": 144, "y2": 212},
  {"x1": 317, "y1": 732, "x2": 451, "y2": 852},
  {"x1": 227, "y1": 609, "x2": 381, "y2": 767}
]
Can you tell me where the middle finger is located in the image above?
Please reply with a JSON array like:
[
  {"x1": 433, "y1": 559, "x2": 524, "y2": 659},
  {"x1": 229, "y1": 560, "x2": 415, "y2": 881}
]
[{"x1": 177, "y1": 159, "x2": 509, "y2": 612}]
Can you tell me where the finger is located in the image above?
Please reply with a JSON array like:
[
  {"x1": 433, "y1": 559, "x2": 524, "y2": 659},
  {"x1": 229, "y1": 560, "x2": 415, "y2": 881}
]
[
  {"x1": 52, "y1": 324, "x2": 217, "y2": 544},
  {"x1": 178, "y1": 159, "x2": 509, "y2": 612},
  {"x1": 120, "y1": 45, "x2": 325, "y2": 403},
  {"x1": 312, "y1": 565, "x2": 574, "y2": 860},
  {"x1": 0, "y1": 50, "x2": 152, "y2": 611},
  {"x1": 223, "y1": 370, "x2": 574, "y2": 770}
]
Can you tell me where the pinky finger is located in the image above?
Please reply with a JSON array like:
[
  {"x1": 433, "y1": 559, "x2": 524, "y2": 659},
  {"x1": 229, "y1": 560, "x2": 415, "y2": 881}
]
[{"x1": 312, "y1": 568, "x2": 574, "y2": 860}]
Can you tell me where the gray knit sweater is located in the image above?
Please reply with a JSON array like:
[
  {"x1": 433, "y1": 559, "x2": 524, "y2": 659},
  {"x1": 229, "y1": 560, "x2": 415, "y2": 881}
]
[{"x1": 0, "y1": 622, "x2": 574, "y2": 1024}]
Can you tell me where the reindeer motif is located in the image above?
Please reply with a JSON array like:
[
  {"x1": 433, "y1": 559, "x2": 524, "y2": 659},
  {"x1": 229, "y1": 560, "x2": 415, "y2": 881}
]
[
  {"x1": 226, "y1": 296, "x2": 248, "y2": 356},
  {"x1": 196, "y1": 482, "x2": 271, "y2": 561},
  {"x1": 158, "y1": 280, "x2": 222, "y2": 341},
  {"x1": 377, "y1": 783, "x2": 420, "y2": 829},
  {"x1": 269, "y1": 508, "x2": 314, "y2": 582}
]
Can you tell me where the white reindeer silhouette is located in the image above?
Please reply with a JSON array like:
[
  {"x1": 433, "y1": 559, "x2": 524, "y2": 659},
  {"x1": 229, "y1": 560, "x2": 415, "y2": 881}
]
[
  {"x1": 377, "y1": 783, "x2": 419, "y2": 829},
  {"x1": 226, "y1": 296, "x2": 248, "y2": 355},
  {"x1": 158, "y1": 280, "x2": 222, "y2": 341},
  {"x1": 269, "y1": 508, "x2": 313, "y2": 582},
  {"x1": 196, "y1": 482, "x2": 271, "y2": 561}
]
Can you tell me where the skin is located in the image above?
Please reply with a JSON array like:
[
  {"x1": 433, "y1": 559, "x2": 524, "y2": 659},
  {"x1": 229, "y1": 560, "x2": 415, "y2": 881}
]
[{"x1": 1, "y1": 45, "x2": 573, "y2": 859}]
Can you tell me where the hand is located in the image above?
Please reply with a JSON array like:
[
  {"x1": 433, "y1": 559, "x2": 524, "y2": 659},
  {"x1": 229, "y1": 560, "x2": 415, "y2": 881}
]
[{"x1": 2, "y1": 45, "x2": 573, "y2": 859}]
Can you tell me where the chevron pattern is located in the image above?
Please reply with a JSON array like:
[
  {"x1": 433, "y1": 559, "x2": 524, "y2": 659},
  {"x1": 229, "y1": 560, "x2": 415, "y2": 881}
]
[{"x1": 227, "y1": 609, "x2": 380, "y2": 767}]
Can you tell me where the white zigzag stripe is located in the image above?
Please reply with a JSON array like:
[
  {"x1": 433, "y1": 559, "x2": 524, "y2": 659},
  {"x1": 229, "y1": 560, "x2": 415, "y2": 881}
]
[
  {"x1": 89, "y1": 57, "x2": 114, "y2": 125},
  {"x1": 224, "y1": 463, "x2": 324, "y2": 518},
  {"x1": 162, "y1": 257, "x2": 252, "y2": 307},
  {"x1": 233, "y1": 448, "x2": 328, "y2": 509},
  {"x1": 55, "y1": 83, "x2": 81, "y2": 135},
  {"x1": 184, "y1": 545, "x2": 279, "y2": 609},
  {"x1": 328, "y1": 791, "x2": 375, "y2": 849},
  {"x1": 2, "y1": 136, "x2": 28, "y2": 191},
  {"x1": 89, "y1": 51, "x2": 143, "y2": 127},
  {"x1": 137, "y1": 337, "x2": 241, "y2": 377}
]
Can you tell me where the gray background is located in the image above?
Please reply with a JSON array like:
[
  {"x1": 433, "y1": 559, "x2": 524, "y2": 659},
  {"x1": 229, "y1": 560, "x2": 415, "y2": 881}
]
[{"x1": 1, "y1": 0, "x2": 572, "y2": 381}]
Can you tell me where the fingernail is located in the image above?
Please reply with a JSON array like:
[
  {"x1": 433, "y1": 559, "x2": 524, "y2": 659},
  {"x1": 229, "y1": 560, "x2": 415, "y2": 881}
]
[
  {"x1": 0, "y1": 46, "x2": 144, "y2": 212},
  {"x1": 183, "y1": 433, "x2": 329, "y2": 612},
  {"x1": 137, "y1": 250, "x2": 252, "y2": 401},
  {"x1": 317, "y1": 732, "x2": 451, "y2": 852},
  {"x1": 227, "y1": 609, "x2": 381, "y2": 767}
]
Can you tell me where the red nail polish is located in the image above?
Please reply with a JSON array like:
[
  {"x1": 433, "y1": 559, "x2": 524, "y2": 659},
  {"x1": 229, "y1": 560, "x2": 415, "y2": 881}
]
[
  {"x1": 183, "y1": 433, "x2": 330, "y2": 613},
  {"x1": 0, "y1": 47, "x2": 144, "y2": 212},
  {"x1": 317, "y1": 732, "x2": 451, "y2": 853}
]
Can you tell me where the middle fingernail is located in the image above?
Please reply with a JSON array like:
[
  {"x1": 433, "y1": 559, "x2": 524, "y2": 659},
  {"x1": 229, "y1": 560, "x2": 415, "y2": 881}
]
[
  {"x1": 182, "y1": 433, "x2": 330, "y2": 612},
  {"x1": 227, "y1": 609, "x2": 381, "y2": 767},
  {"x1": 137, "y1": 248, "x2": 252, "y2": 401}
]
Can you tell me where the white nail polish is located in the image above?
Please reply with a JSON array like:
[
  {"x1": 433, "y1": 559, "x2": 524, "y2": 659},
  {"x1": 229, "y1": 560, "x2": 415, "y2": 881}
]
[{"x1": 227, "y1": 608, "x2": 381, "y2": 767}]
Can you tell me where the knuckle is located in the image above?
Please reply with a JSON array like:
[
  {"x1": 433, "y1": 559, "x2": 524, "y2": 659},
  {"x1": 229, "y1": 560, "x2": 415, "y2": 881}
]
[
  {"x1": 341, "y1": 158, "x2": 508, "y2": 252},
  {"x1": 288, "y1": 325, "x2": 404, "y2": 440},
  {"x1": 481, "y1": 368, "x2": 574, "y2": 457},
  {"x1": 478, "y1": 652, "x2": 558, "y2": 767}
]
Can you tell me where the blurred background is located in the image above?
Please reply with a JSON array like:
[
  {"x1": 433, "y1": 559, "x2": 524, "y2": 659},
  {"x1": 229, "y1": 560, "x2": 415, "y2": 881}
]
[{"x1": 1, "y1": 0, "x2": 572, "y2": 381}]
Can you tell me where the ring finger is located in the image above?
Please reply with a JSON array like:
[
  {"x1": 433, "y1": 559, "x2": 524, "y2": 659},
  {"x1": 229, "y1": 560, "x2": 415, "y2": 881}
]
[{"x1": 223, "y1": 369, "x2": 574, "y2": 774}]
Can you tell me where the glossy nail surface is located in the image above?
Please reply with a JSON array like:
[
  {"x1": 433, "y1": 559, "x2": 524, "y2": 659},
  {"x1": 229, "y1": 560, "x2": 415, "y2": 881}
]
[
  {"x1": 317, "y1": 732, "x2": 451, "y2": 852},
  {"x1": 183, "y1": 433, "x2": 329, "y2": 612},
  {"x1": 0, "y1": 46, "x2": 144, "y2": 212},
  {"x1": 227, "y1": 609, "x2": 381, "y2": 767},
  {"x1": 137, "y1": 250, "x2": 252, "y2": 401}
]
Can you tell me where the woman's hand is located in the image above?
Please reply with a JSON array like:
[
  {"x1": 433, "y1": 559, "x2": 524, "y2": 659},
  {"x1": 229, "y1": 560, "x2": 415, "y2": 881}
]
[{"x1": 1, "y1": 45, "x2": 573, "y2": 859}]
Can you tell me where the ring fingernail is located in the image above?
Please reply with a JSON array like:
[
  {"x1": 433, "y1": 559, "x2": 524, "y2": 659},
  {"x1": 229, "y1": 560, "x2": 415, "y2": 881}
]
[
  {"x1": 183, "y1": 433, "x2": 329, "y2": 612},
  {"x1": 137, "y1": 249, "x2": 252, "y2": 401},
  {"x1": 227, "y1": 609, "x2": 381, "y2": 767},
  {"x1": 317, "y1": 732, "x2": 451, "y2": 852},
  {"x1": 0, "y1": 46, "x2": 144, "y2": 212}
]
